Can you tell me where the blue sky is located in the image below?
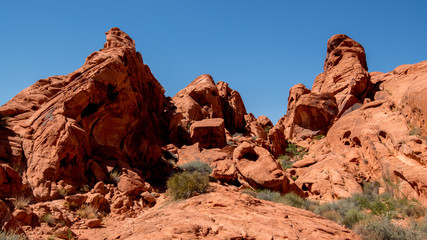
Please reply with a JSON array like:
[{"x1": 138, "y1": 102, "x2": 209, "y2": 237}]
[{"x1": 1, "y1": 1, "x2": 426, "y2": 124}]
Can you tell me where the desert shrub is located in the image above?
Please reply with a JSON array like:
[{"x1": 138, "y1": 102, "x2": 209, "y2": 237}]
[
  {"x1": 57, "y1": 188, "x2": 68, "y2": 198},
  {"x1": 246, "y1": 189, "x2": 316, "y2": 211},
  {"x1": 342, "y1": 208, "x2": 368, "y2": 228},
  {"x1": 80, "y1": 184, "x2": 90, "y2": 193},
  {"x1": 285, "y1": 143, "x2": 307, "y2": 160},
  {"x1": 398, "y1": 198, "x2": 425, "y2": 218},
  {"x1": 41, "y1": 213, "x2": 55, "y2": 225},
  {"x1": 278, "y1": 156, "x2": 293, "y2": 170},
  {"x1": 354, "y1": 218, "x2": 422, "y2": 240},
  {"x1": 0, "y1": 116, "x2": 9, "y2": 127},
  {"x1": 314, "y1": 134, "x2": 325, "y2": 140},
  {"x1": 178, "y1": 161, "x2": 213, "y2": 174},
  {"x1": 240, "y1": 188, "x2": 257, "y2": 197},
  {"x1": 77, "y1": 205, "x2": 99, "y2": 219},
  {"x1": 409, "y1": 127, "x2": 422, "y2": 136},
  {"x1": 0, "y1": 231, "x2": 27, "y2": 240},
  {"x1": 256, "y1": 189, "x2": 281, "y2": 202},
  {"x1": 415, "y1": 217, "x2": 427, "y2": 233},
  {"x1": 322, "y1": 210, "x2": 342, "y2": 223},
  {"x1": 167, "y1": 171, "x2": 209, "y2": 200},
  {"x1": 263, "y1": 126, "x2": 272, "y2": 135},
  {"x1": 12, "y1": 196, "x2": 30, "y2": 210},
  {"x1": 275, "y1": 192, "x2": 307, "y2": 209},
  {"x1": 107, "y1": 170, "x2": 121, "y2": 185}
]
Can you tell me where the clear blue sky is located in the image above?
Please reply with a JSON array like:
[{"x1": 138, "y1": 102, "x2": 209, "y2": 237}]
[{"x1": 1, "y1": 1, "x2": 426, "y2": 124}]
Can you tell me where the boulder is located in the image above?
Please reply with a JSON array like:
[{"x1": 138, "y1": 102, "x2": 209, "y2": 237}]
[
  {"x1": 293, "y1": 92, "x2": 338, "y2": 131},
  {"x1": 117, "y1": 169, "x2": 151, "y2": 196},
  {"x1": 233, "y1": 142, "x2": 289, "y2": 191},
  {"x1": 0, "y1": 200, "x2": 23, "y2": 233},
  {"x1": 86, "y1": 218, "x2": 102, "y2": 228},
  {"x1": 12, "y1": 208, "x2": 39, "y2": 226},
  {"x1": 256, "y1": 115, "x2": 273, "y2": 130},
  {"x1": 268, "y1": 124, "x2": 287, "y2": 157},
  {"x1": 65, "y1": 194, "x2": 88, "y2": 208},
  {"x1": 190, "y1": 118, "x2": 226, "y2": 149}
]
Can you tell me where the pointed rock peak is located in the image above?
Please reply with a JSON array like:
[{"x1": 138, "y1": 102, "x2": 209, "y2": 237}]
[
  {"x1": 104, "y1": 27, "x2": 135, "y2": 49},
  {"x1": 188, "y1": 74, "x2": 215, "y2": 87},
  {"x1": 324, "y1": 34, "x2": 367, "y2": 72}
]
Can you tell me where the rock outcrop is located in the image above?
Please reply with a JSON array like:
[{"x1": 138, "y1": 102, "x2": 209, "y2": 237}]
[
  {"x1": 171, "y1": 75, "x2": 247, "y2": 145},
  {"x1": 292, "y1": 58, "x2": 427, "y2": 203},
  {"x1": 0, "y1": 27, "x2": 171, "y2": 201},
  {"x1": 123, "y1": 184, "x2": 360, "y2": 240},
  {"x1": 277, "y1": 34, "x2": 372, "y2": 140}
]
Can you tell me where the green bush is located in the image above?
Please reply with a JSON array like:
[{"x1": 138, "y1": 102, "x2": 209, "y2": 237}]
[
  {"x1": 322, "y1": 210, "x2": 342, "y2": 223},
  {"x1": 275, "y1": 192, "x2": 307, "y2": 209},
  {"x1": 243, "y1": 189, "x2": 315, "y2": 211},
  {"x1": 354, "y1": 218, "x2": 423, "y2": 240},
  {"x1": 256, "y1": 189, "x2": 281, "y2": 201},
  {"x1": 0, "y1": 232, "x2": 27, "y2": 240},
  {"x1": 167, "y1": 171, "x2": 209, "y2": 200},
  {"x1": 285, "y1": 143, "x2": 307, "y2": 160},
  {"x1": 178, "y1": 161, "x2": 213, "y2": 174},
  {"x1": 342, "y1": 208, "x2": 368, "y2": 228}
]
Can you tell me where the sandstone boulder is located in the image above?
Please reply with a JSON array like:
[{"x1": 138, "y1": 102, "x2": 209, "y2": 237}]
[
  {"x1": 0, "y1": 200, "x2": 23, "y2": 233},
  {"x1": 190, "y1": 118, "x2": 226, "y2": 149},
  {"x1": 233, "y1": 142, "x2": 289, "y2": 191}
]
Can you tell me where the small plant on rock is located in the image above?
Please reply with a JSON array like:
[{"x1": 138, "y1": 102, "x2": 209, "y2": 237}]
[
  {"x1": 107, "y1": 169, "x2": 121, "y2": 185},
  {"x1": 12, "y1": 196, "x2": 31, "y2": 210},
  {"x1": 41, "y1": 213, "x2": 55, "y2": 226},
  {"x1": 0, "y1": 116, "x2": 9, "y2": 127},
  {"x1": 77, "y1": 205, "x2": 99, "y2": 219},
  {"x1": 167, "y1": 171, "x2": 209, "y2": 200}
]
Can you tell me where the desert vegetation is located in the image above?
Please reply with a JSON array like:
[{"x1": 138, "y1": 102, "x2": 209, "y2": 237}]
[
  {"x1": 167, "y1": 161, "x2": 212, "y2": 200},
  {"x1": 243, "y1": 180, "x2": 427, "y2": 240},
  {"x1": 278, "y1": 142, "x2": 307, "y2": 170},
  {"x1": 0, "y1": 231, "x2": 27, "y2": 240}
]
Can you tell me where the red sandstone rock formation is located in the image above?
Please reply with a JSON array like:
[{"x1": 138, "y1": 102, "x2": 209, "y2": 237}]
[
  {"x1": 277, "y1": 34, "x2": 372, "y2": 140},
  {"x1": 123, "y1": 184, "x2": 360, "y2": 240},
  {"x1": 171, "y1": 74, "x2": 247, "y2": 145},
  {"x1": 0, "y1": 27, "x2": 171, "y2": 201}
]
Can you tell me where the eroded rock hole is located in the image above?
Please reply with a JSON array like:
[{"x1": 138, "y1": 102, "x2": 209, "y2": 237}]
[
  {"x1": 242, "y1": 151, "x2": 259, "y2": 161},
  {"x1": 81, "y1": 103, "x2": 101, "y2": 118},
  {"x1": 353, "y1": 137, "x2": 362, "y2": 147},
  {"x1": 343, "y1": 131, "x2": 351, "y2": 139}
]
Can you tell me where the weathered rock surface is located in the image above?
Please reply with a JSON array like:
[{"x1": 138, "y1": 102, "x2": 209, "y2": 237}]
[
  {"x1": 294, "y1": 61, "x2": 427, "y2": 203},
  {"x1": 233, "y1": 142, "x2": 291, "y2": 192},
  {"x1": 0, "y1": 199, "x2": 23, "y2": 234},
  {"x1": 277, "y1": 34, "x2": 372, "y2": 140},
  {"x1": 172, "y1": 74, "x2": 247, "y2": 144},
  {"x1": 123, "y1": 184, "x2": 359, "y2": 240},
  {"x1": 189, "y1": 118, "x2": 226, "y2": 149},
  {"x1": 0, "y1": 27, "x2": 171, "y2": 201}
]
